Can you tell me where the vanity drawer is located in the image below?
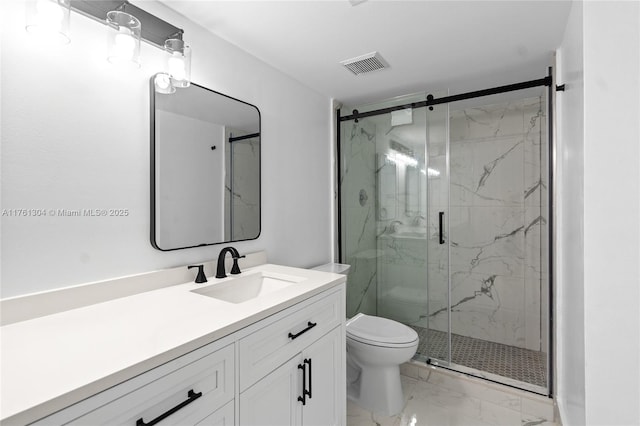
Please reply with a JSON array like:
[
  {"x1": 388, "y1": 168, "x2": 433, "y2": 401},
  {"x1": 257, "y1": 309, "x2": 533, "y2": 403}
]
[
  {"x1": 195, "y1": 400, "x2": 234, "y2": 426},
  {"x1": 238, "y1": 290, "x2": 342, "y2": 390},
  {"x1": 34, "y1": 344, "x2": 234, "y2": 425}
]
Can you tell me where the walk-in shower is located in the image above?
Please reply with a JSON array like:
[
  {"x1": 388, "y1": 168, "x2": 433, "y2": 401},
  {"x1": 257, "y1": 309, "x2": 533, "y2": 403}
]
[{"x1": 337, "y1": 76, "x2": 552, "y2": 395}]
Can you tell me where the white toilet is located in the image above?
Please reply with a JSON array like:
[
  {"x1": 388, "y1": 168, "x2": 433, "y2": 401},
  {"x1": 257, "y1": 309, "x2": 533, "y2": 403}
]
[
  {"x1": 311, "y1": 263, "x2": 419, "y2": 416},
  {"x1": 346, "y1": 313, "x2": 418, "y2": 415}
]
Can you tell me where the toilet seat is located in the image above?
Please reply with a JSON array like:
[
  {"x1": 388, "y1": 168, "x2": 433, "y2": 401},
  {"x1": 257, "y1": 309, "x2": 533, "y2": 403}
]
[{"x1": 346, "y1": 313, "x2": 418, "y2": 348}]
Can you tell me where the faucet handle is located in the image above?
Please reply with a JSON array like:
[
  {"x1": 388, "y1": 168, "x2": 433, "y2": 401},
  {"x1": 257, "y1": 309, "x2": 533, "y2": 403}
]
[
  {"x1": 230, "y1": 254, "x2": 246, "y2": 275},
  {"x1": 188, "y1": 265, "x2": 207, "y2": 283}
]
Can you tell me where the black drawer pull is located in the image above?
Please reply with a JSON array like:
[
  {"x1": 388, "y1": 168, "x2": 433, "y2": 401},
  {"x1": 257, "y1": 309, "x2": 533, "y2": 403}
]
[
  {"x1": 136, "y1": 389, "x2": 202, "y2": 426},
  {"x1": 288, "y1": 321, "x2": 317, "y2": 340},
  {"x1": 439, "y1": 211, "x2": 445, "y2": 244}
]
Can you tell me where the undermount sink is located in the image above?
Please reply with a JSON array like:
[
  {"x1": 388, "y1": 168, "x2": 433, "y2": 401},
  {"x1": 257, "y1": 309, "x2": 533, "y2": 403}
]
[{"x1": 191, "y1": 271, "x2": 306, "y2": 304}]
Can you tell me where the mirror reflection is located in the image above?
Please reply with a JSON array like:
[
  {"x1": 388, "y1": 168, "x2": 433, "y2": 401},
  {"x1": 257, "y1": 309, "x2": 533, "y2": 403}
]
[{"x1": 151, "y1": 74, "x2": 261, "y2": 251}]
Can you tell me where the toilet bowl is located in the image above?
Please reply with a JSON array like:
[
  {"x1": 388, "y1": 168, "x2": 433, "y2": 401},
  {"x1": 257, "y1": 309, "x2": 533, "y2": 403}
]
[{"x1": 346, "y1": 313, "x2": 418, "y2": 415}]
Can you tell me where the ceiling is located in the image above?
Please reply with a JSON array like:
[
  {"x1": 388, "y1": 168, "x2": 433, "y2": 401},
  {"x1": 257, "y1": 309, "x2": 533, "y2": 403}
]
[{"x1": 162, "y1": 0, "x2": 572, "y2": 106}]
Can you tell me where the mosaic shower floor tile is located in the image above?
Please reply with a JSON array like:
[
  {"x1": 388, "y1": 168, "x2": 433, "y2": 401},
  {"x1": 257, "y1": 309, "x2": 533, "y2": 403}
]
[{"x1": 410, "y1": 327, "x2": 547, "y2": 388}]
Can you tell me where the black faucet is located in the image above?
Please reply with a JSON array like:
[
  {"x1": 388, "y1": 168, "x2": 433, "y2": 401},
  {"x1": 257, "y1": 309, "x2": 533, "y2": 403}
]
[
  {"x1": 216, "y1": 246, "x2": 246, "y2": 279},
  {"x1": 188, "y1": 264, "x2": 207, "y2": 283}
]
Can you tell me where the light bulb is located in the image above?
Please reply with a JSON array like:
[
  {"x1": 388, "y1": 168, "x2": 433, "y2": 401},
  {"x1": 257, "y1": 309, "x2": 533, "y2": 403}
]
[
  {"x1": 164, "y1": 39, "x2": 191, "y2": 88},
  {"x1": 106, "y1": 11, "x2": 141, "y2": 68},
  {"x1": 168, "y1": 54, "x2": 186, "y2": 81},
  {"x1": 25, "y1": 0, "x2": 71, "y2": 44},
  {"x1": 36, "y1": 0, "x2": 63, "y2": 28},
  {"x1": 156, "y1": 74, "x2": 170, "y2": 89},
  {"x1": 114, "y1": 33, "x2": 135, "y2": 60},
  {"x1": 154, "y1": 73, "x2": 175, "y2": 94}
]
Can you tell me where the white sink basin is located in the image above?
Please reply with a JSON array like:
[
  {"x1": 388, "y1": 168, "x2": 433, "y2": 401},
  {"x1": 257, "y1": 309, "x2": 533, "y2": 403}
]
[{"x1": 191, "y1": 271, "x2": 306, "y2": 304}]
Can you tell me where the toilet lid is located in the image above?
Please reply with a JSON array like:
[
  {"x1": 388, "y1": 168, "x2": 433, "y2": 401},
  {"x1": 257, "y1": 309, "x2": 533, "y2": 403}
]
[{"x1": 346, "y1": 314, "x2": 418, "y2": 346}]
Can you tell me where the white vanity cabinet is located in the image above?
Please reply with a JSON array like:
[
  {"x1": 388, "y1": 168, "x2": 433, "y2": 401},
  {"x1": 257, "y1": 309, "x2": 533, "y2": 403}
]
[
  {"x1": 237, "y1": 286, "x2": 344, "y2": 425},
  {"x1": 239, "y1": 327, "x2": 342, "y2": 426},
  {"x1": 31, "y1": 342, "x2": 236, "y2": 426},
  {"x1": 27, "y1": 284, "x2": 345, "y2": 426}
]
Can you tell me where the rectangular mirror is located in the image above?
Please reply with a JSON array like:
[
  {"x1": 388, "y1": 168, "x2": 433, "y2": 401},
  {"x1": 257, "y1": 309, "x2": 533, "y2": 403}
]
[{"x1": 150, "y1": 74, "x2": 261, "y2": 251}]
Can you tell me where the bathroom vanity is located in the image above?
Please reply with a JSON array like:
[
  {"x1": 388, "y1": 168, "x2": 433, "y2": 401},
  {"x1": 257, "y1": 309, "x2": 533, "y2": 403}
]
[{"x1": 0, "y1": 263, "x2": 346, "y2": 425}]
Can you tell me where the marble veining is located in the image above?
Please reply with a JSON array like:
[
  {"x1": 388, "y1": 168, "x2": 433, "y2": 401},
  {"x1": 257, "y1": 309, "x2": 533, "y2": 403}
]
[
  {"x1": 347, "y1": 364, "x2": 557, "y2": 426},
  {"x1": 341, "y1": 120, "x2": 379, "y2": 317},
  {"x1": 440, "y1": 96, "x2": 547, "y2": 350},
  {"x1": 477, "y1": 139, "x2": 523, "y2": 191},
  {"x1": 341, "y1": 96, "x2": 548, "y2": 359}
]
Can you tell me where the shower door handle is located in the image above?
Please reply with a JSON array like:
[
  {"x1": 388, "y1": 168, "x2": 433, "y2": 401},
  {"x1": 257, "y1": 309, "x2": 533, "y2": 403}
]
[{"x1": 439, "y1": 212, "x2": 445, "y2": 244}]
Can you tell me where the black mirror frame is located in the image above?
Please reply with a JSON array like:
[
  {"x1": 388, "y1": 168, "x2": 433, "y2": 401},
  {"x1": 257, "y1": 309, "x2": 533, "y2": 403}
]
[{"x1": 150, "y1": 76, "x2": 261, "y2": 251}]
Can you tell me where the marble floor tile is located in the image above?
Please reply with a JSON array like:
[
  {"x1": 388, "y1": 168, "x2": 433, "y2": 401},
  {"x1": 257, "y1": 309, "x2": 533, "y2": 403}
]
[{"x1": 346, "y1": 375, "x2": 560, "y2": 426}]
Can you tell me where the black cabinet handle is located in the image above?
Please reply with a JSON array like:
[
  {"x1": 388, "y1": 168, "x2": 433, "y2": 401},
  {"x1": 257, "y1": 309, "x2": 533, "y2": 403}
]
[
  {"x1": 288, "y1": 321, "x2": 317, "y2": 340},
  {"x1": 297, "y1": 363, "x2": 307, "y2": 405},
  {"x1": 439, "y1": 211, "x2": 445, "y2": 244},
  {"x1": 304, "y1": 358, "x2": 312, "y2": 399},
  {"x1": 136, "y1": 389, "x2": 202, "y2": 426}
]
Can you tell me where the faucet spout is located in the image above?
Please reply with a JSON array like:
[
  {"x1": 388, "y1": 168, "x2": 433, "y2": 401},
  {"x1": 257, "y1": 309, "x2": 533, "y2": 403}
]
[{"x1": 216, "y1": 246, "x2": 243, "y2": 279}]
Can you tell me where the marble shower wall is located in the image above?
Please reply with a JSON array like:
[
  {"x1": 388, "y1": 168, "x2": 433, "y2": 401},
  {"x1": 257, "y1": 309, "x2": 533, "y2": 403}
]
[
  {"x1": 340, "y1": 96, "x2": 548, "y2": 353},
  {"x1": 433, "y1": 96, "x2": 547, "y2": 351},
  {"x1": 369, "y1": 108, "x2": 430, "y2": 326},
  {"x1": 340, "y1": 120, "x2": 379, "y2": 318},
  {"x1": 224, "y1": 128, "x2": 260, "y2": 241}
]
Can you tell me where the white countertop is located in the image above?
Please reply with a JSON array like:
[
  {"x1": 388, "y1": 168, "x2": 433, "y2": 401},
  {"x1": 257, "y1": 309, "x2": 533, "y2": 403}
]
[{"x1": 0, "y1": 264, "x2": 345, "y2": 424}]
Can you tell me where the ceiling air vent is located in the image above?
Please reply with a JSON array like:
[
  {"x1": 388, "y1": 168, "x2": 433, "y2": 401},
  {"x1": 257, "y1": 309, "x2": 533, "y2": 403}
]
[{"x1": 340, "y1": 51, "x2": 389, "y2": 76}]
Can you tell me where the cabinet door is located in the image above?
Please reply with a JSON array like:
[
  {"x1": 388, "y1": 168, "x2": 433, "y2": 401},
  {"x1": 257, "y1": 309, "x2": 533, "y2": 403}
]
[
  {"x1": 239, "y1": 356, "x2": 303, "y2": 426},
  {"x1": 301, "y1": 328, "x2": 343, "y2": 426}
]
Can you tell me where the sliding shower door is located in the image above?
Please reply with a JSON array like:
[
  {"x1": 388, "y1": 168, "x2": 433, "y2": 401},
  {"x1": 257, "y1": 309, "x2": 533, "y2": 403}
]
[
  {"x1": 339, "y1": 95, "x2": 430, "y2": 325},
  {"x1": 427, "y1": 91, "x2": 550, "y2": 394},
  {"x1": 339, "y1": 86, "x2": 550, "y2": 395}
]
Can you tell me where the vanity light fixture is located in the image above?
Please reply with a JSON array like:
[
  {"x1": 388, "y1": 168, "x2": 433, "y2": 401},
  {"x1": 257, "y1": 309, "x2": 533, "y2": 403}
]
[
  {"x1": 154, "y1": 73, "x2": 176, "y2": 94},
  {"x1": 25, "y1": 0, "x2": 71, "y2": 44},
  {"x1": 164, "y1": 38, "x2": 191, "y2": 88},
  {"x1": 106, "y1": 10, "x2": 141, "y2": 68},
  {"x1": 26, "y1": 0, "x2": 192, "y2": 79}
]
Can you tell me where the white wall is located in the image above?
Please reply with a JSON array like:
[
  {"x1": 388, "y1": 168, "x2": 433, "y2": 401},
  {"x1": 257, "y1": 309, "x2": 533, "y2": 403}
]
[
  {"x1": 556, "y1": 0, "x2": 586, "y2": 423},
  {"x1": 155, "y1": 111, "x2": 225, "y2": 248},
  {"x1": 582, "y1": 2, "x2": 639, "y2": 424},
  {"x1": 0, "y1": 0, "x2": 333, "y2": 298},
  {"x1": 557, "y1": 1, "x2": 640, "y2": 424}
]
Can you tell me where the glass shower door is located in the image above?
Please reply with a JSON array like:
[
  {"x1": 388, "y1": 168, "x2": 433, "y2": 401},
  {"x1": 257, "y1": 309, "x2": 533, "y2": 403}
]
[
  {"x1": 339, "y1": 88, "x2": 550, "y2": 395},
  {"x1": 418, "y1": 101, "x2": 450, "y2": 365},
  {"x1": 339, "y1": 94, "x2": 431, "y2": 329},
  {"x1": 444, "y1": 92, "x2": 549, "y2": 393}
]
